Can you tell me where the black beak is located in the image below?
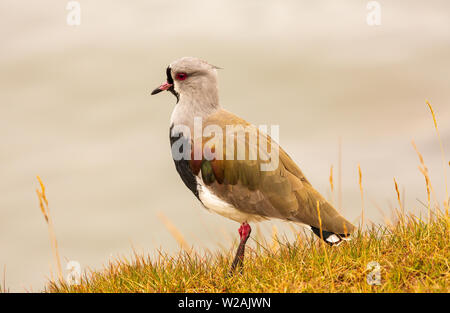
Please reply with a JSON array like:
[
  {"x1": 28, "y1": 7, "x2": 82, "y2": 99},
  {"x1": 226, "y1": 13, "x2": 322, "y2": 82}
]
[{"x1": 151, "y1": 86, "x2": 165, "y2": 95}]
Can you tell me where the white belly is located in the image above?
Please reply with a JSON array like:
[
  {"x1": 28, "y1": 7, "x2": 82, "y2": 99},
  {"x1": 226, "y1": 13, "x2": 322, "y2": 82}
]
[{"x1": 196, "y1": 177, "x2": 264, "y2": 223}]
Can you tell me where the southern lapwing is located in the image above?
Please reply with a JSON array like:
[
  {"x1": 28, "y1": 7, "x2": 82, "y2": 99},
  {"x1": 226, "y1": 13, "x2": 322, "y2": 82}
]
[{"x1": 151, "y1": 57, "x2": 355, "y2": 271}]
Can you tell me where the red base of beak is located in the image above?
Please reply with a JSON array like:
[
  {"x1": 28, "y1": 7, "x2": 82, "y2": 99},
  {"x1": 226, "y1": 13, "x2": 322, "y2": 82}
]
[{"x1": 151, "y1": 82, "x2": 173, "y2": 95}]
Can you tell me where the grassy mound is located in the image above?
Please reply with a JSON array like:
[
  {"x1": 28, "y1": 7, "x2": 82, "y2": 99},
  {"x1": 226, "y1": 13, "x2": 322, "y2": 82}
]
[{"x1": 47, "y1": 213, "x2": 449, "y2": 293}]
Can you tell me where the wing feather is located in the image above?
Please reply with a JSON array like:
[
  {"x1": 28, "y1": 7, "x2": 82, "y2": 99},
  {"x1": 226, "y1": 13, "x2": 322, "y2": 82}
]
[{"x1": 193, "y1": 109, "x2": 355, "y2": 234}]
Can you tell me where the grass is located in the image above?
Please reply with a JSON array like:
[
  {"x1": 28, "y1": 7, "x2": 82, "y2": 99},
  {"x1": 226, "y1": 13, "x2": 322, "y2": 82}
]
[
  {"x1": 36, "y1": 175, "x2": 63, "y2": 282},
  {"x1": 46, "y1": 211, "x2": 449, "y2": 293}
]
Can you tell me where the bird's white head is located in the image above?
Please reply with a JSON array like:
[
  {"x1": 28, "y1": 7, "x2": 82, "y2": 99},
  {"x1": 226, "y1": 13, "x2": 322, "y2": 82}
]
[{"x1": 151, "y1": 57, "x2": 220, "y2": 108}]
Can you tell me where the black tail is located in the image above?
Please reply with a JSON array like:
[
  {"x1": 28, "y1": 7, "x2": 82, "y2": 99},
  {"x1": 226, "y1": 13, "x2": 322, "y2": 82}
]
[{"x1": 310, "y1": 226, "x2": 351, "y2": 246}]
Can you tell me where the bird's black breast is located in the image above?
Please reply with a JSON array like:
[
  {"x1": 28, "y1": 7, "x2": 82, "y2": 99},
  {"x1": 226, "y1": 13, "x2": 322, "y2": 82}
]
[{"x1": 169, "y1": 125, "x2": 199, "y2": 199}]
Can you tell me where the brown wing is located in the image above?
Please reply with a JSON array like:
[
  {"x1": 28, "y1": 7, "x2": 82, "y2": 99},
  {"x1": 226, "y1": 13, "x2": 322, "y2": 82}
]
[{"x1": 195, "y1": 109, "x2": 355, "y2": 235}]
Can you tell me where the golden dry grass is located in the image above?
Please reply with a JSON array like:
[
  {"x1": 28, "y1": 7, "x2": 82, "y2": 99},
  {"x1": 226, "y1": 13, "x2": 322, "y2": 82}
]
[
  {"x1": 426, "y1": 100, "x2": 449, "y2": 216},
  {"x1": 46, "y1": 211, "x2": 449, "y2": 293},
  {"x1": 358, "y1": 164, "x2": 364, "y2": 229},
  {"x1": 36, "y1": 176, "x2": 63, "y2": 282}
]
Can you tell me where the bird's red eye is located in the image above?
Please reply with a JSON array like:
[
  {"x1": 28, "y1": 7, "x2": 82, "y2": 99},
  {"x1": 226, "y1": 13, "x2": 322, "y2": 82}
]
[{"x1": 175, "y1": 72, "x2": 187, "y2": 80}]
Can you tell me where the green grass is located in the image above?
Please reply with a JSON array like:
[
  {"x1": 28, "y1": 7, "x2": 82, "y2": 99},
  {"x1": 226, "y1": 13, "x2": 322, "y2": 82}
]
[{"x1": 46, "y1": 212, "x2": 449, "y2": 293}]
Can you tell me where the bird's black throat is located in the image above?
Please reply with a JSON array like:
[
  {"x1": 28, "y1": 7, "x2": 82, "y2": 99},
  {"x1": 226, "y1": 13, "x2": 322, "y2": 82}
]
[{"x1": 166, "y1": 67, "x2": 179, "y2": 103}]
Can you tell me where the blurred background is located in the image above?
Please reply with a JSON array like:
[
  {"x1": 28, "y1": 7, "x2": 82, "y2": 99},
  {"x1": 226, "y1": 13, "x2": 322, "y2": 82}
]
[{"x1": 0, "y1": 0, "x2": 449, "y2": 291}]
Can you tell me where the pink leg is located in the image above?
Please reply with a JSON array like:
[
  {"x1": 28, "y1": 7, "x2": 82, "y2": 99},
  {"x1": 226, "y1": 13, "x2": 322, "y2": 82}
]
[{"x1": 230, "y1": 222, "x2": 252, "y2": 272}]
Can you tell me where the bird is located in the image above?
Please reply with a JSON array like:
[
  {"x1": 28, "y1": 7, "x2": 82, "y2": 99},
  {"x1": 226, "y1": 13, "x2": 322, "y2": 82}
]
[{"x1": 151, "y1": 57, "x2": 355, "y2": 272}]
